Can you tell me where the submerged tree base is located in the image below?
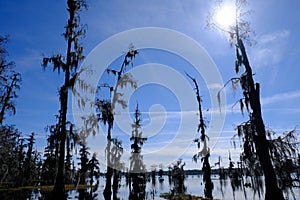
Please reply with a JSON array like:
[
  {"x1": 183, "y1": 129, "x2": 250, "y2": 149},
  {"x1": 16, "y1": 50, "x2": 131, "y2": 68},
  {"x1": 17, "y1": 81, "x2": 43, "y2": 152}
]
[{"x1": 160, "y1": 192, "x2": 218, "y2": 200}]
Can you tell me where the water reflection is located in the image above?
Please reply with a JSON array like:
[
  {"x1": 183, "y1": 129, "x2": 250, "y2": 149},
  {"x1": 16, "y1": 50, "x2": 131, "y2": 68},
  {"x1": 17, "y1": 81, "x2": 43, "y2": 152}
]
[{"x1": 0, "y1": 175, "x2": 299, "y2": 200}]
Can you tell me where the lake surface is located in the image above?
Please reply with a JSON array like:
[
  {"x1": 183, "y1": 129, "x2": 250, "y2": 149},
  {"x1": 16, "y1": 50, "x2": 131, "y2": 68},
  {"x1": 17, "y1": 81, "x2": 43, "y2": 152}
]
[{"x1": 69, "y1": 175, "x2": 300, "y2": 200}]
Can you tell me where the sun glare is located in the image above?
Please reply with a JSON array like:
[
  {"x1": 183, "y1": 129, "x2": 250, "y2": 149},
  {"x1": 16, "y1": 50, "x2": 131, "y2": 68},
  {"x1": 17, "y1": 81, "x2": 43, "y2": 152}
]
[{"x1": 215, "y1": 4, "x2": 236, "y2": 28}]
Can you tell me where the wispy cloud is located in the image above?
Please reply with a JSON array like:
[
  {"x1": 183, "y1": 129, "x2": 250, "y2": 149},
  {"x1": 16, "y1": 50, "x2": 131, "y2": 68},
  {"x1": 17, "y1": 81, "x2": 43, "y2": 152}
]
[
  {"x1": 207, "y1": 83, "x2": 224, "y2": 90},
  {"x1": 261, "y1": 90, "x2": 300, "y2": 105},
  {"x1": 219, "y1": 89, "x2": 300, "y2": 115},
  {"x1": 259, "y1": 29, "x2": 290, "y2": 45},
  {"x1": 250, "y1": 29, "x2": 290, "y2": 69},
  {"x1": 15, "y1": 48, "x2": 42, "y2": 71}
]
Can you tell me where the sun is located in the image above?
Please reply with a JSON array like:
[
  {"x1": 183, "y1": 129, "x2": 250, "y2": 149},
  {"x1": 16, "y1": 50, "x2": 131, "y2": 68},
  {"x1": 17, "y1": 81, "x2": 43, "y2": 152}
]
[{"x1": 215, "y1": 4, "x2": 236, "y2": 28}]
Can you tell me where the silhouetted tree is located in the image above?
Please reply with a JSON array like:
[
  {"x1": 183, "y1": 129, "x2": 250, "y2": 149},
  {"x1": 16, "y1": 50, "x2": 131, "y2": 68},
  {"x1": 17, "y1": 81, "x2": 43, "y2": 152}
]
[
  {"x1": 187, "y1": 73, "x2": 213, "y2": 199},
  {"x1": 158, "y1": 164, "x2": 164, "y2": 182},
  {"x1": 96, "y1": 99, "x2": 114, "y2": 199},
  {"x1": 88, "y1": 153, "x2": 100, "y2": 187},
  {"x1": 78, "y1": 141, "x2": 90, "y2": 185},
  {"x1": 0, "y1": 125, "x2": 21, "y2": 185},
  {"x1": 167, "y1": 166, "x2": 172, "y2": 185},
  {"x1": 0, "y1": 73, "x2": 21, "y2": 125},
  {"x1": 42, "y1": 120, "x2": 77, "y2": 187},
  {"x1": 267, "y1": 129, "x2": 299, "y2": 198},
  {"x1": 110, "y1": 138, "x2": 124, "y2": 200},
  {"x1": 15, "y1": 134, "x2": 26, "y2": 186},
  {"x1": 129, "y1": 103, "x2": 147, "y2": 200},
  {"x1": 0, "y1": 126, "x2": 40, "y2": 188},
  {"x1": 151, "y1": 165, "x2": 157, "y2": 186},
  {"x1": 42, "y1": 0, "x2": 87, "y2": 197},
  {"x1": 65, "y1": 124, "x2": 79, "y2": 184},
  {"x1": 209, "y1": 0, "x2": 285, "y2": 199},
  {"x1": 95, "y1": 45, "x2": 138, "y2": 200},
  {"x1": 169, "y1": 159, "x2": 186, "y2": 196},
  {"x1": 77, "y1": 141, "x2": 91, "y2": 200},
  {"x1": 41, "y1": 122, "x2": 60, "y2": 185},
  {"x1": 77, "y1": 149, "x2": 100, "y2": 200},
  {"x1": 23, "y1": 132, "x2": 39, "y2": 186},
  {"x1": 0, "y1": 128, "x2": 41, "y2": 200},
  {"x1": 0, "y1": 35, "x2": 21, "y2": 125}
]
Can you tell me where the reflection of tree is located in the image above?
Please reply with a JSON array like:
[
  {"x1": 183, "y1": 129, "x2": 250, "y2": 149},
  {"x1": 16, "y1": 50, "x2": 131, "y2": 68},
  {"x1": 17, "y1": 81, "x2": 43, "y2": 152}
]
[{"x1": 129, "y1": 103, "x2": 147, "y2": 200}]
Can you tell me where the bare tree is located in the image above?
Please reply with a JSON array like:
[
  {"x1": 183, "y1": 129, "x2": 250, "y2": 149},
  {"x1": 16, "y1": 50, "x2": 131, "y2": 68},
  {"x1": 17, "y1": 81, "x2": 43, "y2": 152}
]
[
  {"x1": 0, "y1": 73, "x2": 21, "y2": 125},
  {"x1": 0, "y1": 35, "x2": 21, "y2": 125},
  {"x1": 187, "y1": 73, "x2": 213, "y2": 199}
]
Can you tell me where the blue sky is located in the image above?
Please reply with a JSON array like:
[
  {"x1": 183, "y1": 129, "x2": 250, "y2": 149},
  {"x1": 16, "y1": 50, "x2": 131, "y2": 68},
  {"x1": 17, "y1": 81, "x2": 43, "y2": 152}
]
[{"x1": 1, "y1": 0, "x2": 300, "y2": 170}]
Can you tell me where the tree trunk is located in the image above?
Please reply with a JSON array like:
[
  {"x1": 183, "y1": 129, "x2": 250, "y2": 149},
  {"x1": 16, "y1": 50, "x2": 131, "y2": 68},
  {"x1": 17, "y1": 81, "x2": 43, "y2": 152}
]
[
  {"x1": 103, "y1": 166, "x2": 113, "y2": 200},
  {"x1": 103, "y1": 124, "x2": 113, "y2": 200},
  {"x1": 203, "y1": 154, "x2": 213, "y2": 199},
  {"x1": 252, "y1": 83, "x2": 284, "y2": 200},
  {"x1": 113, "y1": 169, "x2": 120, "y2": 199},
  {"x1": 52, "y1": 85, "x2": 68, "y2": 199},
  {"x1": 52, "y1": 8, "x2": 74, "y2": 198},
  {"x1": 0, "y1": 74, "x2": 17, "y2": 125},
  {"x1": 238, "y1": 39, "x2": 284, "y2": 200}
]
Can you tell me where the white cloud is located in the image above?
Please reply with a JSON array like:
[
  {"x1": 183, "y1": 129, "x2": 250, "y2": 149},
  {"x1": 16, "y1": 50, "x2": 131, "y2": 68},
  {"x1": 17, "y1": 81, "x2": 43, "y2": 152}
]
[
  {"x1": 250, "y1": 29, "x2": 290, "y2": 69},
  {"x1": 16, "y1": 48, "x2": 42, "y2": 71},
  {"x1": 261, "y1": 90, "x2": 300, "y2": 105},
  {"x1": 85, "y1": 124, "x2": 242, "y2": 170},
  {"x1": 259, "y1": 29, "x2": 290, "y2": 44}
]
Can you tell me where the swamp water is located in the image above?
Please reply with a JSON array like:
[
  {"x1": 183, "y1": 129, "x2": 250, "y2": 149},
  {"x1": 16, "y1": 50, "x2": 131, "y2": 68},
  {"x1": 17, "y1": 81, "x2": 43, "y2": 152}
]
[{"x1": 1, "y1": 175, "x2": 299, "y2": 199}]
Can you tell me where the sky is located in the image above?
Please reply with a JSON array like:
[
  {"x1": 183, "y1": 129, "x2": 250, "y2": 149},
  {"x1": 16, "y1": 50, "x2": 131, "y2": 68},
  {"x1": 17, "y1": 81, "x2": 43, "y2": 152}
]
[{"x1": 1, "y1": 0, "x2": 300, "y2": 170}]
